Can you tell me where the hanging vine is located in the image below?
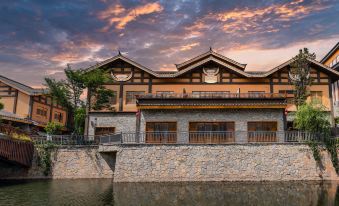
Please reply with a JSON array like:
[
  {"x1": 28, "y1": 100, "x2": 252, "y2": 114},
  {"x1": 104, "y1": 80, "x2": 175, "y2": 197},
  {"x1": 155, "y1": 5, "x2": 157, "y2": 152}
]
[{"x1": 36, "y1": 142, "x2": 56, "y2": 176}]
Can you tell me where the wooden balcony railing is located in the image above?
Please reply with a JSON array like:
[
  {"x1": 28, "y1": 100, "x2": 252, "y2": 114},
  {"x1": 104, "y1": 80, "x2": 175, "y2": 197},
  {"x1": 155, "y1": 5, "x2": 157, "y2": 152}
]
[
  {"x1": 189, "y1": 131, "x2": 234, "y2": 144},
  {"x1": 137, "y1": 93, "x2": 286, "y2": 100}
]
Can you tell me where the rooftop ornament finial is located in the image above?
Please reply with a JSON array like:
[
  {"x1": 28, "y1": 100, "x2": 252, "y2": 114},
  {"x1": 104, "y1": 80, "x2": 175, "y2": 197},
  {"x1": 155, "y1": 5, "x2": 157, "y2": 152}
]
[
  {"x1": 209, "y1": 46, "x2": 213, "y2": 52},
  {"x1": 118, "y1": 50, "x2": 122, "y2": 56}
]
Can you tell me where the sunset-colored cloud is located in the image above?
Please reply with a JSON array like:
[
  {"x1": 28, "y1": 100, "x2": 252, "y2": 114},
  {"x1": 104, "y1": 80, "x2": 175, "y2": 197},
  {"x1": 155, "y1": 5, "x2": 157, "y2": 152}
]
[
  {"x1": 180, "y1": 42, "x2": 200, "y2": 51},
  {"x1": 186, "y1": 0, "x2": 330, "y2": 37},
  {"x1": 98, "y1": 2, "x2": 163, "y2": 31}
]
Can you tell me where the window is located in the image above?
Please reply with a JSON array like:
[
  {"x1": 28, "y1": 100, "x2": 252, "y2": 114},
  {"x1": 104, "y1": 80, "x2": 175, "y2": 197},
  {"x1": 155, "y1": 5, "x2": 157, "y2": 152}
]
[
  {"x1": 248, "y1": 91, "x2": 265, "y2": 98},
  {"x1": 156, "y1": 91, "x2": 174, "y2": 97},
  {"x1": 192, "y1": 91, "x2": 230, "y2": 98},
  {"x1": 279, "y1": 90, "x2": 294, "y2": 104},
  {"x1": 311, "y1": 91, "x2": 322, "y2": 104},
  {"x1": 126, "y1": 91, "x2": 145, "y2": 104},
  {"x1": 247, "y1": 121, "x2": 277, "y2": 142},
  {"x1": 248, "y1": 122, "x2": 277, "y2": 131},
  {"x1": 145, "y1": 122, "x2": 177, "y2": 143},
  {"x1": 109, "y1": 91, "x2": 117, "y2": 104},
  {"x1": 189, "y1": 122, "x2": 235, "y2": 143},
  {"x1": 95, "y1": 127, "x2": 115, "y2": 136},
  {"x1": 36, "y1": 107, "x2": 48, "y2": 117},
  {"x1": 54, "y1": 112, "x2": 63, "y2": 122}
]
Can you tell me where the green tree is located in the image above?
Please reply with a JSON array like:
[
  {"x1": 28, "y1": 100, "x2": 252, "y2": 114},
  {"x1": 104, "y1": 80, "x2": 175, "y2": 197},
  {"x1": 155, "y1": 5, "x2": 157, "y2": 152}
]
[
  {"x1": 0, "y1": 101, "x2": 3, "y2": 110},
  {"x1": 45, "y1": 122, "x2": 64, "y2": 135},
  {"x1": 294, "y1": 103, "x2": 330, "y2": 134},
  {"x1": 74, "y1": 107, "x2": 86, "y2": 135},
  {"x1": 289, "y1": 48, "x2": 316, "y2": 107},
  {"x1": 44, "y1": 66, "x2": 115, "y2": 134}
]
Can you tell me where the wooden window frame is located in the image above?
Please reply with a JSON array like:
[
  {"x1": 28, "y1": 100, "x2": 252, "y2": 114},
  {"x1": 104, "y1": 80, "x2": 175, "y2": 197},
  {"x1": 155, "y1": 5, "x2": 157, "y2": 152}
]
[
  {"x1": 188, "y1": 121, "x2": 235, "y2": 144},
  {"x1": 310, "y1": 91, "x2": 322, "y2": 104},
  {"x1": 126, "y1": 91, "x2": 145, "y2": 104},
  {"x1": 145, "y1": 122, "x2": 177, "y2": 144},
  {"x1": 192, "y1": 91, "x2": 230, "y2": 98},
  {"x1": 95, "y1": 127, "x2": 116, "y2": 136}
]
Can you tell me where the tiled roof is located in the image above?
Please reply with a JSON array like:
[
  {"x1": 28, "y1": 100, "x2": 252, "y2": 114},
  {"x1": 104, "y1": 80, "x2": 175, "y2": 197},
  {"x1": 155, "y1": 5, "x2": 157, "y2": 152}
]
[
  {"x1": 84, "y1": 50, "x2": 339, "y2": 80},
  {"x1": 0, "y1": 75, "x2": 48, "y2": 96}
]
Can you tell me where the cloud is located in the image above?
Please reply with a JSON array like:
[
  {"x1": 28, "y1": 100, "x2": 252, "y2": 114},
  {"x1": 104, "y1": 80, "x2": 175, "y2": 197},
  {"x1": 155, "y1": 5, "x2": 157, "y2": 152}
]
[
  {"x1": 180, "y1": 42, "x2": 200, "y2": 51},
  {"x1": 186, "y1": 0, "x2": 331, "y2": 37},
  {"x1": 98, "y1": 2, "x2": 164, "y2": 31}
]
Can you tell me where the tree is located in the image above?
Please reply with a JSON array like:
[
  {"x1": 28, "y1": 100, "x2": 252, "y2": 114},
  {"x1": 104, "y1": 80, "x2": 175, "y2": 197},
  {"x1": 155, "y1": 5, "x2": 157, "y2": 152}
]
[
  {"x1": 289, "y1": 48, "x2": 316, "y2": 107},
  {"x1": 45, "y1": 122, "x2": 64, "y2": 135},
  {"x1": 44, "y1": 66, "x2": 115, "y2": 134},
  {"x1": 294, "y1": 103, "x2": 330, "y2": 134},
  {"x1": 0, "y1": 101, "x2": 3, "y2": 110}
]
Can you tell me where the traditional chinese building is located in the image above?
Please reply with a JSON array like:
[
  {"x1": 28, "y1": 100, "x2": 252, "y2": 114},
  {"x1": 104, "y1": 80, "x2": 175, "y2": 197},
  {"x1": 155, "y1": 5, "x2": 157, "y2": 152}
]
[
  {"x1": 85, "y1": 49, "x2": 339, "y2": 143},
  {"x1": 0, "y1": 75, "x2": 68, "y2": 132},
  {"x1": 321, "y1": 42, "x2": 339, "y2": 117}
]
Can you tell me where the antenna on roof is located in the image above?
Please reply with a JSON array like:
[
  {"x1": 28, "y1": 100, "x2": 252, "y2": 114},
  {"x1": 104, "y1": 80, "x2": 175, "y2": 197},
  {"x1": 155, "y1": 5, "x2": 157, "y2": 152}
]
[
  {"x1": 118, "y1": 50, "x2": 122, "y2": 55},
  {"x1": 209, "y1": 46, "x2": 213, "y2": 52}
]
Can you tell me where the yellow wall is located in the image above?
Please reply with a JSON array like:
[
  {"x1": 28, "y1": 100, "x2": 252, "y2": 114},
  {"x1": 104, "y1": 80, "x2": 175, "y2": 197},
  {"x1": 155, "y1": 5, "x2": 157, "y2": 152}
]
[
  {"x1": 324, "y1": 49, "x2": 339, "y2": 66},
  {"x1": 0, "y1": 97, "x2": 15, "y2": 113},
  {"x1": 51, "y1": 107, "x2": 67, "y2": 126},
  {"x1": 31, "y1": 101, "x2": 51, "y2": 124},
  {"x1": 15, "y1": 91, "x2": 30, "y2": 118}
]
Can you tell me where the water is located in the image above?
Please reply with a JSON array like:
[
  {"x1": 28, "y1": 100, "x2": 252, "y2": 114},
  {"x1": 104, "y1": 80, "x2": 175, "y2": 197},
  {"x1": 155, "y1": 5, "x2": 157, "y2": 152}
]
[{"x1": 0, "y1": 180, "x2": 338, "y2": 206}]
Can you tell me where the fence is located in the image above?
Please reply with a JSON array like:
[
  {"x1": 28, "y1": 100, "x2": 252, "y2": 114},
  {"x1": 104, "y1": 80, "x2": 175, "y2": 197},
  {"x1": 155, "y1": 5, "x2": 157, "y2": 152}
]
[
  {"x1": 27, "y1": 131, "x2": 334, "y2": 146},
  {"x1": 0, "y1": 138, "x2": 34, "y2": 167},
  {"x1": 99, "y1": 131, "x2": 327, "y2": 145},
  {"x1": 31, "y1": 135, "x2": 99, "y2": 145}
]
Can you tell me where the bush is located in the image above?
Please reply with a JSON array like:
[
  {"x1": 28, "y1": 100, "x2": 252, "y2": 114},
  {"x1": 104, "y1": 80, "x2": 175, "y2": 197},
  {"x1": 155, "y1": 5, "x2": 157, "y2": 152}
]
[
  {"x1": 11, "y1": 133, "x2": 32, "y2": 142},
  {"x1": 294, "y1": 103, "x2": 330, "y2": 134},
  {"x1": 45, "y1": 122, "x2": 64, "y2": 135}
]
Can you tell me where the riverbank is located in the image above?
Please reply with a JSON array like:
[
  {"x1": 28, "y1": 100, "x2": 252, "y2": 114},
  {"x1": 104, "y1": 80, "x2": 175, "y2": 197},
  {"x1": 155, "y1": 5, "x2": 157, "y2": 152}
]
[{"x1": 0, "y1": 144, "x2": 338, "y2": 181}]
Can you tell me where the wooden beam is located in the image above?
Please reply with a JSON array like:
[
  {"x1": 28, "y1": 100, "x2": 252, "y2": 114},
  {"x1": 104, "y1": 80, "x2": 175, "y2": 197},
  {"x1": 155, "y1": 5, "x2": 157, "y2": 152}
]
[
  {"x1": 13, "y1": 90, "x2": 18, "y2": 114},
  {"x1": 137, "y1": 105, "x2": 286, "y2": 109}
]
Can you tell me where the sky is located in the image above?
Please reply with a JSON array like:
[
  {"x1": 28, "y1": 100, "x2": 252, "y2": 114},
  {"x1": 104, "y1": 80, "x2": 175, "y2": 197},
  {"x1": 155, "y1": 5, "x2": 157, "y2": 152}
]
[{"x1": 0, "y1": 0, "x2": 338, "y2": 87}]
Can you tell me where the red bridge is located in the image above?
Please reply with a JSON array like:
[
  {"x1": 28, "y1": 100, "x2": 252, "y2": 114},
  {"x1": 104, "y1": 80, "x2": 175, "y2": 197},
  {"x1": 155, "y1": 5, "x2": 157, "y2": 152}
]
[{"x1": 0, "y1": 138, "x2": 34, "y2": 167}]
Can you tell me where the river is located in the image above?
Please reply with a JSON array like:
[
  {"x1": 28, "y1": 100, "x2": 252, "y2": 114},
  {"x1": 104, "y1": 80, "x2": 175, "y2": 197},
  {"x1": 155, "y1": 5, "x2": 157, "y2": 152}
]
[{"x1": 0, "y1": 180, "x2": 338, "y2": 205}]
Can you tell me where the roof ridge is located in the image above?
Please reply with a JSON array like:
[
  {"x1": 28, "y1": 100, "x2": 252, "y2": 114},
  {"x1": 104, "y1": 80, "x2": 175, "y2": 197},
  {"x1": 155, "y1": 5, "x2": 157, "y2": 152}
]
[
  {"x1": 0, "y1": 75, "x2": 46, "y2": 95},
  {"x1": 320, "y1": 42, "x2": 339, "y2": 63}
]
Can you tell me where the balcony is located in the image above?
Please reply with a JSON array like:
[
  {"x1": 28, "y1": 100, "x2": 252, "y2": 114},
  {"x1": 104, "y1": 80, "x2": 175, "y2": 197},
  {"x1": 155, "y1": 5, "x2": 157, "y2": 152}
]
[
  {"x1": 99, "y1": 131, "x2": 322, "y2": 144},
  {"x1": 137, "y1": 93, "x2": 286, "y2": 100},
  {"x1": 136, "y1": 93, "x2": 287, "y2": 110}
]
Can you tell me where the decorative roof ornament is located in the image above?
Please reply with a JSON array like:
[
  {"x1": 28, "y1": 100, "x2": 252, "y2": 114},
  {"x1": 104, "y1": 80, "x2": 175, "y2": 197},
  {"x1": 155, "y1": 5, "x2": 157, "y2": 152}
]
[
  {"x1": 110, "y1": 70, "x2": 133, "y2": 82},
  {"x1": 203, "y1": 67, "x2": 219, "y2": 83}
]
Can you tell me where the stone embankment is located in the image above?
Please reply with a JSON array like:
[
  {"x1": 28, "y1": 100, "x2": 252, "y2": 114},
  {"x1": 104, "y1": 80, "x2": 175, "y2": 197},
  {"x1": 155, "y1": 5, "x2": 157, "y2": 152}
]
[{"x1": 0, "y1": 144, "x2": 338, "y2": 181}]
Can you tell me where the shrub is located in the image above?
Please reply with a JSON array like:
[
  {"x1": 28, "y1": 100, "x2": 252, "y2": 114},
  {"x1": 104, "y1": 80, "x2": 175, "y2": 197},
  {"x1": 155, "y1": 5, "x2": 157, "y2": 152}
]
[{"x1": 45, "y1": 122, "x2": 64, "y2": 135}]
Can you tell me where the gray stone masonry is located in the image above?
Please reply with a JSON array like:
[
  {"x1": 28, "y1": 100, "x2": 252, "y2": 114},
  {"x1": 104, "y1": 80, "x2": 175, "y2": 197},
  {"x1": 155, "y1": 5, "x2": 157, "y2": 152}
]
[{"x1": 140, "y1": 109, "x2": 285, "y2": 143}]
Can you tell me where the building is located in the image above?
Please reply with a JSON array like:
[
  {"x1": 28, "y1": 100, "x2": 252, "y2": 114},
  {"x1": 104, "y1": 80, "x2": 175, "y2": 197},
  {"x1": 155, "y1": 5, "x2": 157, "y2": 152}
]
[
  {"x1": 321, "y1": 42, "x2": 339, "y2": 117},
  {"x1": 0, "y1": 75, "x2": 67, "y2": 132},
  {"x1": 85, "y1": 49, "x2": 339, "y2": 143}
]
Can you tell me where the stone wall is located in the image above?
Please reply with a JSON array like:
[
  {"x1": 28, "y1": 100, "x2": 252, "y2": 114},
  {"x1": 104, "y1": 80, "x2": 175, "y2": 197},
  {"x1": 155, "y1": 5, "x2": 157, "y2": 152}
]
[
  {"x1": 100, "y1": 144, "x2": 339, "y2": 182},
  {"x1": 88, "y1": 112, "x2": 136, "y2": 137},
  {"x1": 0, "y1": 147, "x2": 115, "y2": 179},
  {"x1": 140, "y1": 109, "x2": 285, "y2": 143},
  {"x1": 1, "y1": 144, "x2": 338, "y2": 181}
]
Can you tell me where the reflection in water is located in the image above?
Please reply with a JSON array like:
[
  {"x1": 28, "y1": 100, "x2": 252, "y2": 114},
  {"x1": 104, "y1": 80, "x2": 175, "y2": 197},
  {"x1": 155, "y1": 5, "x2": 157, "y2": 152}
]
[{"x1": 0, "y1": 180, "x2": 338, "y2": 206}]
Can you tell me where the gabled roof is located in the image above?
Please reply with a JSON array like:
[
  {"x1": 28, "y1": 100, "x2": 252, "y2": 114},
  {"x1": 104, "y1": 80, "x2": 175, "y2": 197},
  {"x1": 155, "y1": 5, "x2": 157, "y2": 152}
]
[
  {"x1": 320, "y1": 42, "x2": 339, "y2": 63},
  {"x1": 85, "y1": 53, "x2": 159, "y2": 77},
  {"x1": 176, "y1": 48, "x2": 246, "y2": 70},
  {"x1": 84, "y1": 49, "x2": 339, "y2": 80},
  {"x1": 264, "y1": 58, "x2": 339, "y2": 78},
  {"x1": 171, "y1": 55, "x2": 254, "y2": 78},
  {"x1": 0, "y1": 75, "x2": 47, "y2": 96}
]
